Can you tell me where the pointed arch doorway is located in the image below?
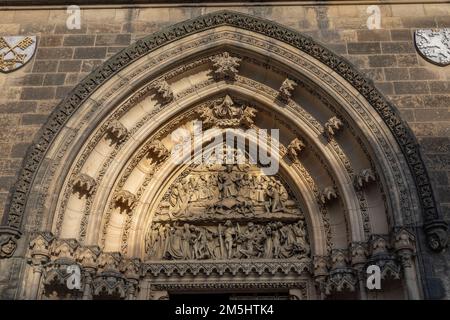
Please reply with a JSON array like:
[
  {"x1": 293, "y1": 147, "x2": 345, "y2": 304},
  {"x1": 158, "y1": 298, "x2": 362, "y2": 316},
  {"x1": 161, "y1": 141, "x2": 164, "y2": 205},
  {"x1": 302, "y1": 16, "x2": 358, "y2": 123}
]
[{"x1": 4, "y1": 11, "x2": 447, "y2": 300}]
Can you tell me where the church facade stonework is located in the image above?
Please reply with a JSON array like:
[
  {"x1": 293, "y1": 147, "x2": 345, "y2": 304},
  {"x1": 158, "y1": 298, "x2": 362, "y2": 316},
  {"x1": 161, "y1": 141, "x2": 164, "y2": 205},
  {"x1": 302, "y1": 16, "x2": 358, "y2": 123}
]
[{"x1": 0, "y1": 2, "x2": 449, "y2": 300}]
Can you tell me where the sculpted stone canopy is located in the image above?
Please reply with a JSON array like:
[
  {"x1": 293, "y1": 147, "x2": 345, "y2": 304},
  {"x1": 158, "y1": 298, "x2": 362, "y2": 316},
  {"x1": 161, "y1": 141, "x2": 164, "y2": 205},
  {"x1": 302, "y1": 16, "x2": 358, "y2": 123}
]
[{"x1": 1, "y1": 10, "x2": 446, "y2": 300}]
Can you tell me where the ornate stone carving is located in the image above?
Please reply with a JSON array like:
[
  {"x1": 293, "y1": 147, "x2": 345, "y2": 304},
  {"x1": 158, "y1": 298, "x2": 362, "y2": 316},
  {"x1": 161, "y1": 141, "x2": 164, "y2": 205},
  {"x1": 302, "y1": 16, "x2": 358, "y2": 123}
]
[
  {"x1": 350, "y1": 242, "x2": 367, "y2": 266},
  {"x1": 278, "y1": 78, "x2": 297, "y2": 102},
  {"x1": 414, "y1": 28, "x2": 450, "y2": 66},
  {"x1": 76, "y1": 246, "x2": 100, "y2": 270},
  {"x1": 196, "y1": 95, "x2": 257, "y2": 128},
  {"x1": 147, "y1": 139, "x2": 169, "y2": 161},
  {"x1": 72, "y1": 173, "x2": 96, "y2": 198},
  {"x1": 143, "y1": 260, "x2": 311, "y2": 277},
  {"x1": 145, "y1": 219, "x2": 310, "y2": 261},
  {"x1": 6, "y1": 10, "x2": 445, "y2": 253},
  {"x1": 0, "y1": 226, "x2": 21, "y2": 259},
  {"x1": 318, "y1": 186, "x2": 338, "y2": 205},
  {"x1": 354, "y1": 168, "x2": 376, "y2": 191},
  {"x1": 97, "y1": 252, "x2": 122, "y2": 272},
  {"x1": 0, "y1": 36, "x2": 36, "y2": 73},
  {"x1": 152, "y1": 80, "x2": 174, "y2": 104},
  {"x1": 106, "y1": 120, "x2": 128, "y2": 144},
  {"x1": 156, "y1": 161, "x2": 302, "y2": 221},
  {"x1": 52, "y1": 238, "x2": 79, "y2": 261},
  {"x1": 210, "y1": 52, "x2": 241, "y2": 80},
  {"x1": 113, "y1": 190, "x2": 137, "y2": 213},
  {"x1": 324, "y1": 116, "x2": 343, "y2": 138},
  {"x1": 286, "y1": 138, "x2": 305, "y2": 163}
]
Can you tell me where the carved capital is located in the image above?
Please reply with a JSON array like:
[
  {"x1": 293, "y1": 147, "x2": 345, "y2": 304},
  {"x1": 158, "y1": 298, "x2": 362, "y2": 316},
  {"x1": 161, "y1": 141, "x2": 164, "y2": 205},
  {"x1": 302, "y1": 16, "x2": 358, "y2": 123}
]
[
  {"x1": 313, "y1": 255, "x2": 329, "y2": 278},
  {"x1": 350, "y1": 242, "x2": 368, "y2": 267},
  {"x1": 331, "y1": 249, "x2": 349, "y2": 270},
  {"x1": 29, "y1": 232, "x2": 54, "y2": 265}
]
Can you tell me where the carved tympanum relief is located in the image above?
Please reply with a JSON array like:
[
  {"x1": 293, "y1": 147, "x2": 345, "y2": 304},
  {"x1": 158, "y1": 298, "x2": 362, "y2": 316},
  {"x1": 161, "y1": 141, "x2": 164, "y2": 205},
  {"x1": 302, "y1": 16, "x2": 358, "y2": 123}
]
[{"x1": 146, "y1": 155, "x2": 310, "y2": 261}]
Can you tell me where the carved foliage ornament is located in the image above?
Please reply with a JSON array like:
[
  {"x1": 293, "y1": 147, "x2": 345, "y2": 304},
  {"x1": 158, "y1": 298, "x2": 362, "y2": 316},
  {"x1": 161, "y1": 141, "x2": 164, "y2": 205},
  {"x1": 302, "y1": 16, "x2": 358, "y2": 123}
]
[
  {"x1": 415, "y1": 28, "x2": 450, "y2": 66},
  {"x1": 210, "y1": 52, "x2": 241, "y2": 80},
  {"x1": 5, "y1": 10, "x2": 446, "y2": 253},
  {"x1": 0, "y1": 36, "x2": 36, "y2": 73},
  {"x1": 196, "y1": 95, "x2": 257, "y2": 128}
]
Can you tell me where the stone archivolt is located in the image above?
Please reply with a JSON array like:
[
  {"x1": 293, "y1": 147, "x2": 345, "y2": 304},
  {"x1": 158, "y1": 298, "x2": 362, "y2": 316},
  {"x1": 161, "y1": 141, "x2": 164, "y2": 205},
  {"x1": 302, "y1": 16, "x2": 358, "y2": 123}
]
[{"x1": 1, "y1": 11, "x2": 441, "y2": 299}]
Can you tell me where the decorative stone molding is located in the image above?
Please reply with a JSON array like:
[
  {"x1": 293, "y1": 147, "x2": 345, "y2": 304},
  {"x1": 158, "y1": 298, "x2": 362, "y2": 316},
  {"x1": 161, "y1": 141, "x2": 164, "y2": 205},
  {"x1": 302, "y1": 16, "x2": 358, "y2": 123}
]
[
  {"x1": 210, "y1": 51, "x2": 241, "y2": 80},
  {"x1": 286, "y1": 138, "x2": 305, "y2": 163},
  {"x1": 318, "y1": 186, "x2": 338, "y2": 205},
  {"x1": 354, "y1": 168, "x2": 376, "y2": 191},
  {"x1": 278, "y1": 78, "x2": 297, "y2": 102},
  {"x1": 324, "y1": 116, "x2": 344, "y2": 138},
  {"x1": 367, "y1": 235, "x2": 401, "y2": 280},
  {"x1": 113, "y1": 190, "x2": 137, "y2": 213},
  {"x1": 29, "y1": 232, "x2": 53, "y2": 266},
  {"x1": 52, "y1": 238, "x2": 79, "y2": 261},
  {"x1": 106, "y1": 120, "x2": 128, "y2": 144},
  {"x1": 72, "y1": 173, "x2": 96, "y2": 198},
  {"x1": 143, "y1": 260, "x2": 312, "y2": 277},
  {"x1": 414, "y1": 28, "x2": 450, "y2": 66},
  {"x1": 152, "y1": 80, "x2": 174, "y2": 104}
]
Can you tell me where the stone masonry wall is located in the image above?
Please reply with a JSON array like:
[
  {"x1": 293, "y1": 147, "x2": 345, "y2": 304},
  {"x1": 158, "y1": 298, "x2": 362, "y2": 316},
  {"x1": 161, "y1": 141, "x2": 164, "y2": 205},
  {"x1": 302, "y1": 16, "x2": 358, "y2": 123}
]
[{"x1": 0, "y1": 3, "x2": 448, "y2": 298}]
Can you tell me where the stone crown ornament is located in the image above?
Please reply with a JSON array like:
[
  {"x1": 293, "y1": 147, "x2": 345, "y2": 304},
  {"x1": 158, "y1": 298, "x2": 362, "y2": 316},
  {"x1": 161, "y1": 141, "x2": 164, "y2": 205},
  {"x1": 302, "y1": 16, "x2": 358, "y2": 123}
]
[
  {"x1": 414, "y1": 29, "x2": 450, "y2": 66},
  {"x1": 0, "y1": 36, "x2": 36, "y2": 73}
]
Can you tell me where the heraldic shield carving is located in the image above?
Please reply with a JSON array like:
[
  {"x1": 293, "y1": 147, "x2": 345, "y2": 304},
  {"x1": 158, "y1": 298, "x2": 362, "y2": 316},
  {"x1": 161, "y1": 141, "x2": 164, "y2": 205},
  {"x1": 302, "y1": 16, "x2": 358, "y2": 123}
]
[
  {"x1": 0, "y1": 36, "x2": 37, "y2": 73},
  {"x1": 414, "y1": 29, "x2": 450, "y2": 66}
]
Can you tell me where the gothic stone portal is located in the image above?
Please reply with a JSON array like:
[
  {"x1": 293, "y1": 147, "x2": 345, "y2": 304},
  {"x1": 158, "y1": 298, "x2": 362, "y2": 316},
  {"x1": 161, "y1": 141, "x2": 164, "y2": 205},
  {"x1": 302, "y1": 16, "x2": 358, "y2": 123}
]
[{"x1": 9, "y1": 11, "x2": 437, "y2": 300}]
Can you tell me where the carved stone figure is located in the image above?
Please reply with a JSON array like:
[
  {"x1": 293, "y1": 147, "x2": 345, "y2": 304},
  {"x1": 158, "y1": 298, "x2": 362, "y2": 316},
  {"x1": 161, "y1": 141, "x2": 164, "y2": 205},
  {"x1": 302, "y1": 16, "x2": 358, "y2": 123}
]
[
  {"x1": 287, "y1": 138, "x2": 305, "y2": 163},
  {"x1": 319, "y1": 187, "x2": 338, "y2": 205},
  {"x1": 279, "y1": 78, "x2": 297, "y2": 101},
  {"x1": 0, "y1": 238, "x2": 16, "y2": 258},
  {"x1": 354, "y1": 168, "x2": 376, "y2": 190},
  {"x1": 72, "y1": 173, "x2": 96, "y2": 198},
  {"x1": 106, "y1": 120, "x2": 128, "y2": 144},
  {"x1": 114, "y1": 190, "x2": 137, "y2": 213},
  {"x1": 152, "y1": 80, "x2": 174, "y2": 103},
  {"x1": 324, "y1": 116, "x2": 343, "y2": 137}
]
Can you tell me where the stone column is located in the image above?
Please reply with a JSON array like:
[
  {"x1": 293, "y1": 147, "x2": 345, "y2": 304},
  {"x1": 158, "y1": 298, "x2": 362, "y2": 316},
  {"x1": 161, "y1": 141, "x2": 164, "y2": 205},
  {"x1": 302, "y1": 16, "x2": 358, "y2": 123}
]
[
  {"x1": 27, "y1": 233, "x2": 53, "y2": 299},
  {"x1": 313, "y1": 256, "x2": 329, "y2": 300},
  {"x1": 351, "y1": 242, "x2": 368, "y2": 300},
  {"x1": 394, "y1": 229, "x2": 420, "y2": 300},
  {"x1": 82, "y1": 271, "x2": 94, "y2": 300}
]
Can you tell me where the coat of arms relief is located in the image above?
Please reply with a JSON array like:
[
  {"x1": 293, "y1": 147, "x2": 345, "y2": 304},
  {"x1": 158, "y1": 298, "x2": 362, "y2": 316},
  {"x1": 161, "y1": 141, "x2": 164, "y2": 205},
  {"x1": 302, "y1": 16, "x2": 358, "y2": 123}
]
[
  {"x1": 0, "y1": 36, "x2": 37, "y2": 73},
  {"x1": 414, "y1": 29, "x2": 450, "y2": 66}
]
